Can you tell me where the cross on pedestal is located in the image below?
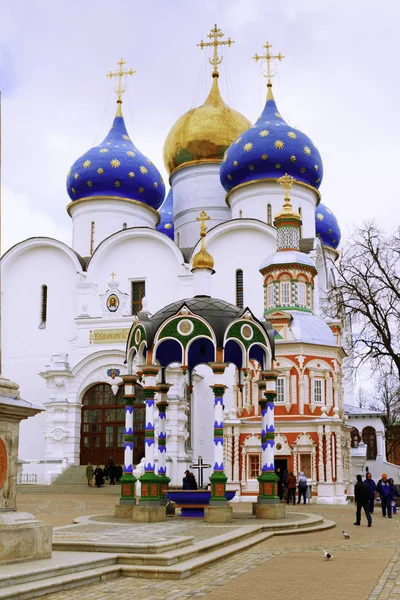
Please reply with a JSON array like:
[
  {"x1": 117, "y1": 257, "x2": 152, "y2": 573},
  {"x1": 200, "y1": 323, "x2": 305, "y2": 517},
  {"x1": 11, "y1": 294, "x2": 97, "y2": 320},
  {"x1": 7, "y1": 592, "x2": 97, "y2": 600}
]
[{"x1": 190, "y1": 456, "x2": 211, "y2": 489}]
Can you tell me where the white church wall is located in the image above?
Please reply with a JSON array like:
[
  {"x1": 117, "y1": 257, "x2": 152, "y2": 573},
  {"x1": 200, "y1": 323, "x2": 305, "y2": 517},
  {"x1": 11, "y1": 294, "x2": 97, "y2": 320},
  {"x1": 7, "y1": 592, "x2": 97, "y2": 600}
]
[
  {"x1": 200, "y1": 221, "x2": 276, "y2": 319},
  {"x1": 2, "y1": 241, "x2": 80, "y2": 462},
  {"x1": 229, "y1": 181, "x2": 318, "y2": 239},
  {"x1": 87, "y1": 229, "x2": 188, "y2": 316},
  {"x1": 69, "y1": 198, "x2": 158, "y2": 257},
  {"x1": 171, "y1": 164, "x2": 231, "y2": 248}
]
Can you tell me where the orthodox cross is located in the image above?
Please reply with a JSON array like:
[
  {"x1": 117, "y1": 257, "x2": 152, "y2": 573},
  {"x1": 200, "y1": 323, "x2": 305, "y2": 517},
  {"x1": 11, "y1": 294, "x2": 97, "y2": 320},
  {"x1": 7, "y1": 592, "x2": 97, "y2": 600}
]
[
  {"x1": 196, "y1": 210, "x2": 210, "y2": 237},
  {"x1": 190, "y1": 456, "x2": 211, "y2": 488},
  {"x1": 197, "y1": 24, "x2": 234, "y2": 76},
  {"x1": 110, "y1": 271, "x2": 116, "y2": 280},
  {"x1": 107, "y1": 58, "x2": 135, "y2": 103},
  {"x1": 253, "y1": 41, "x2": 284, "y2": 84},
  {"x1": 278, "y1": 173, "x2": 295, "y2": 200}
]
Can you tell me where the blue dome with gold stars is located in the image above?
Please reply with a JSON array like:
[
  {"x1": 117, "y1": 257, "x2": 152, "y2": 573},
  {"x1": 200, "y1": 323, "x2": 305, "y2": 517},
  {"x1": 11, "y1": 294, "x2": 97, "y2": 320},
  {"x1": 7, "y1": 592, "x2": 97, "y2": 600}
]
[
  {"x1": 156, "y1": 188, "x2": 174, "y2": 240},
  {"x1": 66, "y1": 110, "x2": 165, "y2": 210},
  {"x1": 220, "y1": 86, "x2": 323, "y2": 194},
  {"x1": 315, "y1": 203, "x2": 341, "y2": 249}
]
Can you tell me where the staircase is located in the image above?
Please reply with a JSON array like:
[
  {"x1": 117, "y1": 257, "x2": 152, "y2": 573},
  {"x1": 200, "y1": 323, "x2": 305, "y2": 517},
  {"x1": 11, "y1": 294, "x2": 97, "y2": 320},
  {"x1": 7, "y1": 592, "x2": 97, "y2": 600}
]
[{"x1": 17, "y1": 465, "x2": 120, "y2": 495}]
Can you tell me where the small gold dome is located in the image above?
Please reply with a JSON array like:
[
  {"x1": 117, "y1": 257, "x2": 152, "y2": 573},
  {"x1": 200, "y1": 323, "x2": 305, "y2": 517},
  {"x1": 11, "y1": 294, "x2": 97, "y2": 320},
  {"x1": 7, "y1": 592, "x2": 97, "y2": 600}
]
[
  {"x1": 163, "y1": 75, "x2": 251, "y2": 176},
  {"x1": 191, "y1": 210, "x2": 215, "y2": 273}
]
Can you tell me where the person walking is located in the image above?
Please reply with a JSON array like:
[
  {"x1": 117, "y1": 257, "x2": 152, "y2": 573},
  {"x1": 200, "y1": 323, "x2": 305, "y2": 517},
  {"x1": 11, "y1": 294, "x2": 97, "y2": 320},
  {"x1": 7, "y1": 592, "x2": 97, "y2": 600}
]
[
  {"x1": 286, "y1": 471, "x2": 296, "y2": 505},
  {"x1": 364, "y1": 472, "x2": 376, "y2": 514},
  {"x1": 388, "y1": 478, "x2": 400, "y2": 515},
  {"x1": 296, "y1": 471, "x2": 308, "y2": 505},
  {"x1": 108, "y1": 460, "x2": 117, "y2": 485},
  {"x1": 94, "y1": 465, "x2": 103, "y2": 488},
  {"x1": 85, "y1": 462, "x2": 94, "y2": 487},
  {"x1": 354, "y1": 474, "x2": 372, "y2": 527},
  {"x1": 377, "y1": 473, "x2": 392, "y2": 518}
]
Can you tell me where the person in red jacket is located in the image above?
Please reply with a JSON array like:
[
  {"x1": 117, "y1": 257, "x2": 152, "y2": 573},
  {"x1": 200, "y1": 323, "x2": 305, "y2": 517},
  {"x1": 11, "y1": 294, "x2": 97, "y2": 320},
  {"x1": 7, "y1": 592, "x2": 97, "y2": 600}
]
[{"x1": 286, "y1": 472, "x2": 296, "y2": 505}]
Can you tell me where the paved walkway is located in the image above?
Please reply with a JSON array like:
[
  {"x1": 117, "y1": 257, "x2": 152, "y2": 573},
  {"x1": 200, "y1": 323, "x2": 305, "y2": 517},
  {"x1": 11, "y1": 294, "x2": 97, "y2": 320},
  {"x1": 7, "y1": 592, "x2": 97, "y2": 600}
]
[{"x1": 17, "y1": 492, "x2": 400, "y2": 600}]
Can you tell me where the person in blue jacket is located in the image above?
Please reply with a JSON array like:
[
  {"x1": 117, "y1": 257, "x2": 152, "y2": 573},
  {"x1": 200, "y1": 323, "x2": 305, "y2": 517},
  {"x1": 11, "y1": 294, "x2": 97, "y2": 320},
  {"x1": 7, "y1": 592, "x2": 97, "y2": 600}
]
[
  {"x1": 364, "y1": 472, "x2": 376, "y2": 514},
  {"x1": 377, "y1": 473, "x2": 392, "y2": 518},
  {"x1": 388, "y1": 478, "x2": 400, "y2": 515}
]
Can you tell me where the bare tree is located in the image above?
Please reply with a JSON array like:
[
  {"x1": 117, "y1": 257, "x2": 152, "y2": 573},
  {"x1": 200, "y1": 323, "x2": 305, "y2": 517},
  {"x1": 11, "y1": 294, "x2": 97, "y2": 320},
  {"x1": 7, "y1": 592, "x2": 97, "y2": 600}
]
[
  {"x1": 369, "y1": 365, "x2": 400, "y2": 460},
  {"x1": 327, "y1": 222, "x2": 400, "y2": 380}
]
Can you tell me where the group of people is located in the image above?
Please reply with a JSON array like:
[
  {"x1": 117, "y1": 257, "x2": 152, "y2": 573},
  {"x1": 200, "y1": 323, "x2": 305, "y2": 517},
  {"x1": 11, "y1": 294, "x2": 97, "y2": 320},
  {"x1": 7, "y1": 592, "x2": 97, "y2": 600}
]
[
  {"x1": 182, "y1": 470, "x2": 198, "y2": 490},
  {"x1": 86, "y1": 458, "x2": 123, "y2": 488},
  {"x1": 354, "y1": 472, "x2": 399, "y2": 527},
  {"x1": 276, "y1": 468, "x2": 310, "y2": 505}
]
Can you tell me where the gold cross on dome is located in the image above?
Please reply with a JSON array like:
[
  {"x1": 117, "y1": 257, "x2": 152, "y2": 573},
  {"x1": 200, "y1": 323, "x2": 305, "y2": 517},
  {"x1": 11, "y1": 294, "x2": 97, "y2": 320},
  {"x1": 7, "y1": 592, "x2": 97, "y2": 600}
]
[
  {"x1": 196, "y1": 210, "x2": 210, "y2": 237},
  {"x1": 278, "y1": 173, "x2": 295, "y2": 200},
  {"x1": 110, "y1": 271, "x2": 117, "y2": 280},
  {"x1": 197, "y1": 25, "x2": 234, "y2": 76},
  {"x1": 253, "y1": 41, "x2": 284, "y2": 84},
  {"x1": 107, "y1": 58, "x2": 135, "y2": 103}
]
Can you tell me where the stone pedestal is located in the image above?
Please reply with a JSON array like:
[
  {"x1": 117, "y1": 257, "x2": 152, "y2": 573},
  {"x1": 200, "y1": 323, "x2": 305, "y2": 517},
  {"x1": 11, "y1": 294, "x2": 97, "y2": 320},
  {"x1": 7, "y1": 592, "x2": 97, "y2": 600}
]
[
  {"x1": 131, "y1": 504, "x2": 166, "y2": 522},
  {"x1": 255, "y1": 501, "x2": 286, "y2": 519},
  {"x1": 0, "y1": 376, "x2": 52, "y2": 565},
  {"x1": 204, "y1": 505, "x2": 233, "y2": 523},
  {"x1": 114, "y1": 504, "x2": 135, "y2": 519},
  {"x1": 0, "y1": 512, "x2": 52, "y2": 565}
]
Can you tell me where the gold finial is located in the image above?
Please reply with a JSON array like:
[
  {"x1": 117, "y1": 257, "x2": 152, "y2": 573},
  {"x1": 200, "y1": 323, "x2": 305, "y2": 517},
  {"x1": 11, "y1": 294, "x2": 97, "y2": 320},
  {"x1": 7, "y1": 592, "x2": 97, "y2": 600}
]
[
  {"x1": 197, "y1": 24, "x2": 234, "y2": 77},
  {"x1": 107, "y1": 58, "x2": 136, "y2": 115},
  {"x1": 110, "y1": 271, "x2": 116, "y2": 280},
  {"x1": 253, "y1": 41, "x2": 284, "y2": 87},
  {"x1": 276, "y1": 173, "x2": 300, "y2": 219},
  {"x1": 192, "y1": 211, "x2": 215, "y2": 272}
]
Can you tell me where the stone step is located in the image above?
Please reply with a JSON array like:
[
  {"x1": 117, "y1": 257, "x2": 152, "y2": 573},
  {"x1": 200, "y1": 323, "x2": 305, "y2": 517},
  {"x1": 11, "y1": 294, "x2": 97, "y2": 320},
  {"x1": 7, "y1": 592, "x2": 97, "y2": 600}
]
[
  {"x1": 17, "y1": 484, "x2": 121, "y2": 495},
  {"x1": 0, "y1": 553, "x2": 119, "y2": 597}
]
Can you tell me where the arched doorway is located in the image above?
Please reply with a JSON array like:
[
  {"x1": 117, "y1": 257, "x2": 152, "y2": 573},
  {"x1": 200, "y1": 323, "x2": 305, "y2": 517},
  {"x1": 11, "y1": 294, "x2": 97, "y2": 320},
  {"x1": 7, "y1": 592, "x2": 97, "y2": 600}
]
[
  {"x1": 80, "y1": 383, "x2": 145, "y2": 466},
  {"x1": 362, "y1": 426, "x2": 377, "y2": 460}
]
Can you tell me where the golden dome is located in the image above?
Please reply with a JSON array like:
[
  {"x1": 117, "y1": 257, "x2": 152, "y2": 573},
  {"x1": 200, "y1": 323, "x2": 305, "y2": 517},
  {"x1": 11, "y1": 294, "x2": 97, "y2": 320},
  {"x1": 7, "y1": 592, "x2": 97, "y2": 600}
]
[
  {"x1": 192, "y1": 210, "x2": 215, "y2": 273},
  {"x1": 163, "y1": 75, "x2": 251, "y2": 176}
]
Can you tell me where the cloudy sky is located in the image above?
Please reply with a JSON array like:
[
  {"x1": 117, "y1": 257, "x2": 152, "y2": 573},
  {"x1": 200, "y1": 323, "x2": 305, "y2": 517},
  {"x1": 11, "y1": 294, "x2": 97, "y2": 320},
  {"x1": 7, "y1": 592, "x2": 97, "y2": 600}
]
[{"x1": 1, "y1": 0, "x2": 399, "y2": 252}]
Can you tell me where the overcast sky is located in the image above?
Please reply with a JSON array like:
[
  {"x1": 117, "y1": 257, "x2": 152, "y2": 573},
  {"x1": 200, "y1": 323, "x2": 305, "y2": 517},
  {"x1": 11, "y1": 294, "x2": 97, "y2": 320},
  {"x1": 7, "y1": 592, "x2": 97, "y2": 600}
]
[{"x1": 1, "y1": 0, "x2": 399, "y2": 252}]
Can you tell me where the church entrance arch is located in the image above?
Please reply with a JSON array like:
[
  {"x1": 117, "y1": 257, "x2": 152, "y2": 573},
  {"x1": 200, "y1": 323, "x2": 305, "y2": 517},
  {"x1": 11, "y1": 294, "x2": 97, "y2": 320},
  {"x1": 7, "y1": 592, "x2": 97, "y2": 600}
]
[{"x1": 80, "y1": 383, "x2": 145, "y2": 466}]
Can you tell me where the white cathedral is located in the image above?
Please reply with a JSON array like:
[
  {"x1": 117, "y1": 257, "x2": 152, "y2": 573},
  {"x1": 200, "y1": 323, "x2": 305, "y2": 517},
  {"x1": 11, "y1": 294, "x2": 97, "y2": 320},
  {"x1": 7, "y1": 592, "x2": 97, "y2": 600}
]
[{"x1": 2, "y1": 32, "x2": 393, "y2": 502}]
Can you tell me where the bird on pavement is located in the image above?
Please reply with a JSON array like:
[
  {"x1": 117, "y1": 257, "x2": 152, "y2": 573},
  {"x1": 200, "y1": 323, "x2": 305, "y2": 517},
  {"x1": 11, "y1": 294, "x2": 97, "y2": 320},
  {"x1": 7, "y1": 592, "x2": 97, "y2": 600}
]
[
  {"x1": 342, "y1": 530, "x2": 350, "y2": 539},
  {"x1": 324, "y1": 550, "x2": 334, "y2": 560}
]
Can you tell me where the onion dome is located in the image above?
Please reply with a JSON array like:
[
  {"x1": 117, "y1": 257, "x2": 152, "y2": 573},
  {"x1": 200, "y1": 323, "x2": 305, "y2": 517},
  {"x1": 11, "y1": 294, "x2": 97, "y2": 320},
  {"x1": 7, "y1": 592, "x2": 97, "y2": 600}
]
[
  {"x1": 66, "y1": 105, "x2": 165, "y2": 211},
  {"x1": 315, "y1": 203, "x2": 341, "y2": 249},
  {"x1": 163, "y1": 75, "x2": 251, "y2": 176},
  {"x1": 191, "y1": 210, "x2": 215, "y2": 273},
  {"x1": 156, "y1": 188, "x2": 174, "y2": 240},
  {"x1": 220, "y1": 84, "x2": 323, "y2": 194}
]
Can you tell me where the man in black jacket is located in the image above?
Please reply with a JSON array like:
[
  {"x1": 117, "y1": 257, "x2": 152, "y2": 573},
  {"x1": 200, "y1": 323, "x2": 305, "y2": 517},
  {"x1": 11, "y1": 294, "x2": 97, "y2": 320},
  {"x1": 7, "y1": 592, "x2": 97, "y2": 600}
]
[{"x1": 354, "y1": 474, "x2": 372, "y2": 527}]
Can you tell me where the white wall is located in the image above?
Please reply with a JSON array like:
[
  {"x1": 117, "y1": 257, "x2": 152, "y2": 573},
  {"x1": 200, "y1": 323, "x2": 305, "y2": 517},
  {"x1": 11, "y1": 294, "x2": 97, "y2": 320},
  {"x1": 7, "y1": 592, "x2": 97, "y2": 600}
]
[
  {"x1": 2, "y1": 241, "x2": 80, "y2": 461},
  {"x1": 172, "y1": 164, "x2": 231, "y2": 249},
  {"x1": 229, "y1": 181, "x2": 318, "y2": 239},
  {"x1": 70, "y1": 198, "x2": 158, "y2": 257}
]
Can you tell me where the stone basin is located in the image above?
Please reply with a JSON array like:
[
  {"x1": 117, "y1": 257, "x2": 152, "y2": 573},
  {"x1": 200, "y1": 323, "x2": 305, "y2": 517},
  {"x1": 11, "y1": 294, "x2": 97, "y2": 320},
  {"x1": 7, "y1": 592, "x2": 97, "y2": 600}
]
[{"x1": 167, "y1": 490, "x2": 236, "y2": 517}]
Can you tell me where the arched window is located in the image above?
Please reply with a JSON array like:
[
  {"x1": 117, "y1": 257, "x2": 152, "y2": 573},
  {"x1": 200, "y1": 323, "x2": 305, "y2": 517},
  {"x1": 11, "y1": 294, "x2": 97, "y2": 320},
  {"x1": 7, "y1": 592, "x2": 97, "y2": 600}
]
[
  {"x1": 267, "y1": 204, "x2": 272, "y2": 225},
  {"x1": 123, "y1": 222, "x2": 127, "y2": 230},
  {"x1": 39, "y1": 285, "x2": 47, "y2": 329},
  {"x1": 350, "y1": 427, "x2": 361, "y2": 448},
  {"x1": 363, "y1": 427, "x2": 377, "y2": 460},
  {"x1": 236, "y1": 269, "x2": 244, "y2": 308},
  {"x1": 239, "y1": 210, "x2": 243, "y2": 218}
]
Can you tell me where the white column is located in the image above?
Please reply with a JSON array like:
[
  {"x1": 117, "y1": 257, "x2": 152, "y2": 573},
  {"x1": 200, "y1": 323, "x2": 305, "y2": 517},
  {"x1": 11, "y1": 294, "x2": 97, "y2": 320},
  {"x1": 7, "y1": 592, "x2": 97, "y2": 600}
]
[
  {"x1": 325, "y1": 425, "x2": 332, "y2": 483},
  {"x1": 317, "y1": 426, "x2": 325, "y2": 482}
]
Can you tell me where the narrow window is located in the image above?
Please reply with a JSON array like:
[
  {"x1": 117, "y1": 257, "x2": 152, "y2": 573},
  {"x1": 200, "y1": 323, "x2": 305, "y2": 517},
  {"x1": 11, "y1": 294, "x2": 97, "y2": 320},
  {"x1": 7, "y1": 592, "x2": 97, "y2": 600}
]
[
  {"x1": 248, "y1": 454, "x2": 261, "y2": 478},
  {"x1": 298, "y1": 207, "x2": 302, "y2": 238},
  {"x1": 276, "y1": 377, "x2": 285, "y2": 402},
  {"x1": 267, "y1": 203, "x2": 272, "y2": 225},
  {"x1": 123, "y1": 222, "x2": 127, "y2": 230},
  {"x1": 131, "y1": 280, "x2": 145, "y2": 315},
  {"x1": 236, "y1": 269, "x2": 244, "y2": 308},
  {"x1": 313, "y1": 379, "x2": 323, "y2": 403},
  {"x1": 298, "y1": 282, "x2": 306, "y2": 306},
  {"x1": 239, "y1": 210, "x2": 243, "y2": 218},
  {"x1": 176, "y1": 232, "x2": 180, "y2": 247},
  {"x1": 267, "y1": 284, "x2": 275, "y2": 308},
  {"x1": 280, "y1": 281, "x2": 290, "y2": 305},
  {"x1": 39, "y1": 285, "x2": 47, "y2": 328},
  {"x1": 90, "y1": 221, "x2": 95, "y2": 255}
]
